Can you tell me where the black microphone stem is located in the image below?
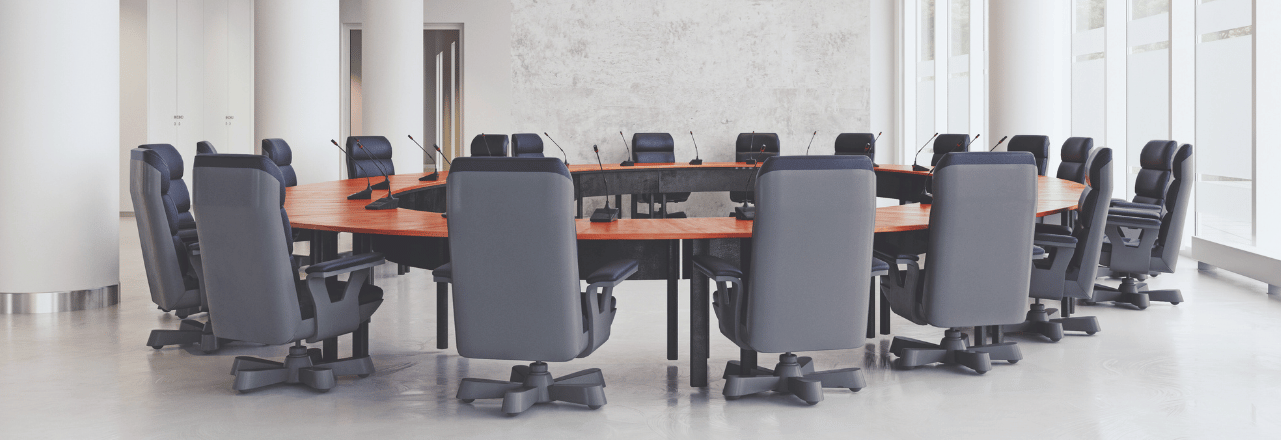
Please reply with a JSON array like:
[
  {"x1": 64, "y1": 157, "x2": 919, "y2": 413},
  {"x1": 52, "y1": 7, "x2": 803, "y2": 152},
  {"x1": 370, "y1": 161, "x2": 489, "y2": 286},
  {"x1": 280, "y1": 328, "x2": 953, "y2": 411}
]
[
  {"x1": 356, "y1": 141, "x2": 394, "y2": 199},
  {"x1": 804, "y1": 131, "x2": 817, "y2": 155},
  {"x1": 912, "y1": 133, "x2": 939, "y2": 170},
  {"x1": 480, "y1": 133, "x2": 496, "y2": 157},
  {"x1": 989, "y1": 135, "x2": 1008, "y2": 152},
  {"x1": 618, "y1": 131, "x2": 635, "y2": 166},
  {"x1": 433, "y1": 146, "x2": 452, "y2": 165},
  {"x1": 593, "y1": 146, "x2": 612, "y2": 209},
  {"x1": 689, "y1": 131, "x2": 702, "y2": 165},
  {"x1": 544, "y1": 132, "x2": 569, "y2": 165}
]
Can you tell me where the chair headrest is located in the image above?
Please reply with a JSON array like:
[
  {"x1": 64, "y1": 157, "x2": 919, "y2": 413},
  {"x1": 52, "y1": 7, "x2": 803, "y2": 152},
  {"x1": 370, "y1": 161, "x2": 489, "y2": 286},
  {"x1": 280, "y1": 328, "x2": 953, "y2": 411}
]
[
  {"x1": 834, "y1": 133, "x2": 876, "y2": 154},
  {"x1": 139, "y1": 144, "x2": 184, "y2": 179},
  {"x1": 735, "y1": 133, "x2": 780, "y2": 153},
  {"x1": 934, "y1": 134, "x2": 971, "y2": 153},
  {"x1": 935, "y1": 151, "x2": 1036, "y2": 169},
  {"x1": 132, "y1": 148, "x2": 171, "y2": 194},
  {"x1": 759, "y1": 155, "x2": 873, "y2": 177},
  {"x1": 261, "y1": 138, "x2": 292, "y2": 166},
  {"x1": 510, "y1": 133, "x2": 543, "y2": 156},
  {"x1": 346, "y1": 136, "x2": 394, "y2": 160},
  {"x1": 449, "y1": 157, "x2": 570, "y2": 180},
  {"x1": 1007, "y1": 135, "x2": 1050, "y2": 158},
  {"x1": 196, "y1": 141, "x2": 217, "y2": 155},
  {"x1": 1139, "y1": 140, "x2": 1178, "y2": 171},
  {"x1": 1061, "y1": 137, "x2": 1093, "y2": 162},
  {"x1": 193, "y1": 154, "x2": 287, "y2": 204},
  {"x1": 1172, "y1": 144, "x2": 1193, "y2": 178},
  {"x1": 632, "y1": 133, "x2": 675, "y2": 153},
  {"x1": 1087, "y1": 148, "x2": 1112, "y2": 187}
]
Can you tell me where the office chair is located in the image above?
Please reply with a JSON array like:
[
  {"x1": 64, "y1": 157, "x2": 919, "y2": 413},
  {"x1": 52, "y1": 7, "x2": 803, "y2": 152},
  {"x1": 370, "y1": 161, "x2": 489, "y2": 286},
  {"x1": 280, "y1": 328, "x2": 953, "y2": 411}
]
[
  {"x1": 631, "y1": 133, "x2": 690, "y2": 218},
  {"x1": 1111, "y1": 140, "x2": 1178, "y2": 216},
  {"x1": 834, "y1": 133, "x2": 876, "y2": 162},
  {"x1": 1002, "y1": 148, "x2": 1113, "y2": 341},
  {"x1": 447, "y1": 157, "x2": 637, "y2": 415},
  {"x1": 693, "y1": 155, "x2": 874, "y2": 404},
  {"x1": 130, "y1": 147, "x2": 220, "y2": 351},
  {"x1": 879, "y1": 152, "x2": 1038, "y2": 374},
  {"x1": 1007, "y1": 135, "x2": 1050, "y2": 176},
  {"x1": 1090, "y1": 144, "x2": 1192, "y2": 309},
  {"x1": 1057, "y1": 137, "x2": 1093, "y2": 184},
  {"x1": 470, "y1": 134, "x2": 510, "y2": 157},
  {"x1": 930, "y1": 134, "x2": 971, "y2": 166},
  {"x1": 511, "y1": 133, "x2": 545, "y2": 158},
  {"x1": 345, "y1": 136, "x2": 395, "y2": 190},
  {"x1": 729, "y1": 133, "x2": 780, "y2": 207},
  {"x1": 192, "y1": 154, "x2": 386, "y2": 392},
  {"x1": 262, "y1": 138, "x2": 316, "y2": 263},
  {"x1": 196, "y1": 141, "x2": 217, "y2": 155},
  {"x1": 138, "y1": 144, "x2": 196, "y2": 233}
]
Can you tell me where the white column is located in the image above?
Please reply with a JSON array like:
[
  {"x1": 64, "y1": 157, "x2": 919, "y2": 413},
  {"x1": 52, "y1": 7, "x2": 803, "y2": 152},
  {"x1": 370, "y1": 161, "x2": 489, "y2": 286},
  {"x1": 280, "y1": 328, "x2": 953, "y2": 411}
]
[
  {"x1": 988, "y1": 0, "x2": 1071, "y2": 145},
  {"x1": 363, "y1": 0, "x2": 424, "y2": 172},
  {"x1": 254, "y1": 0, "x2": 340, "y2": 185},
  {"x1": 0, "y1": 1, "x2": 120, "y2": 311}
]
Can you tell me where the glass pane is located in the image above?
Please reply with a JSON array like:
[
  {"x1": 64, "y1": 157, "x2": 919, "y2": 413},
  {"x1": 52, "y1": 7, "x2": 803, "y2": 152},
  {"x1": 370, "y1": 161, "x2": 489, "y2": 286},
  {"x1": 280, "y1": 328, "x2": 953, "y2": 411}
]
[
  {"x1": 920, "y1": 0, "x2": 935, "y2": 62},
  {"x1": 950, "y1": 0, "x2": 969, "y2": 57},
  {"x1": 1195, "y1": 0, "x2": 1253, "y2": 247},
  {"x1": 349, "y1": 29, "x2": 362, "y2": 137},
  {"x1": 1131, "y1": 0, "x2": 1170, "y2": 21},
  {"x1": 1076, "y1": 0, "x2": 1106, "y2": 32}
]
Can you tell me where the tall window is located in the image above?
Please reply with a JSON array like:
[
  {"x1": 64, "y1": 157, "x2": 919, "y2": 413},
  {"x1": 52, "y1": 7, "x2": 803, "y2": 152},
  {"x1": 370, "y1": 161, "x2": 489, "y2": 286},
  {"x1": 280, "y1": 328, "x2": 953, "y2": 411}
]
[
  {"x1": 1071, "y1": 0, "x2": 1106, "y2": 150},
  {"x1": 1125, "y1": 0, "x2": 1171, "y2": 198},
  {"x1": 1195, "y1": 0, "x2": 1253, "y2": 247}
]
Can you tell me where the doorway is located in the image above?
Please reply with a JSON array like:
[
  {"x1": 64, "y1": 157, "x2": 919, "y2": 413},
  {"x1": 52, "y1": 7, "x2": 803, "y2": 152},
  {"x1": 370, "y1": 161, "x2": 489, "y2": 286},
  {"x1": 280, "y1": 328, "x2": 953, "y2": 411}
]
[{"x1": 425, "y1": 27, "x2": 462, "y2": 170}]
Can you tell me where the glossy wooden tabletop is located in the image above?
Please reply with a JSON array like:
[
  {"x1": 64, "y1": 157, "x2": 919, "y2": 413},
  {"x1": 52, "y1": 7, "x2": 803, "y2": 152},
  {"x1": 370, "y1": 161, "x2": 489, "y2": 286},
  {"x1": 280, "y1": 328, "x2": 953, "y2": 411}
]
[{"x1": 284, "y1": 163, "x2": 1085, "y2": 240}]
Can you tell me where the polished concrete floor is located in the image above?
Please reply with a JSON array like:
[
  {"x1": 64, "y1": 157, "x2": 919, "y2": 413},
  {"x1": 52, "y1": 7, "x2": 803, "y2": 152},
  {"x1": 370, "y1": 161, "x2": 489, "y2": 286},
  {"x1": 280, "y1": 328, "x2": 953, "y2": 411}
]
[{"x1": 4, "y1": 218, "x2": 1281, "y2": 438}]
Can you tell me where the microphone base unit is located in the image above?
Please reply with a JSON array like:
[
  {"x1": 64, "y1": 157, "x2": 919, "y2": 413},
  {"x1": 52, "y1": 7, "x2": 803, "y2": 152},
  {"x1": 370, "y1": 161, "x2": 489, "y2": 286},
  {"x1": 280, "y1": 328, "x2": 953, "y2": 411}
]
[
  {"x1": 872, "y1": 163, "x2": 880, "y2": 168},
  {"x1": 912, "y1": 164, "x2": 930, "y2": 172},
  {"x1": 689, "y1": 158, "x2": 703, "y2": 165},
  {"x1": 348, "y1": 187, "x2": 374, "y2": 200},
  {"x1": 744, "y1": 159, "x2": 757, "y2": 166},
  {"x1": 420, "y1": 172, "x2": 440, "y2": 181},
  {"x1": 365, "y1": 196, "x2": 399, "y2": 210},
  {"x1": 590, "y1": 206, "x2": 620, "y2": 223},
  {"x1": 619, "y1": 160, "x2": 635, "y2": 167},
  {"x1": 733, "y1": 205, "x2": 756, "y2": 221},
  {"x1": 372, "y1": 180, "x2": 391, "y2": 190}
]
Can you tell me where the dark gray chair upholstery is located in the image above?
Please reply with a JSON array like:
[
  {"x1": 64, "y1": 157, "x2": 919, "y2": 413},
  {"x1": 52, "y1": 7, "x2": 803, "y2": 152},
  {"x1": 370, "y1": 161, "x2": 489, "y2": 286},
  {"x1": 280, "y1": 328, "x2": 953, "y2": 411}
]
[
  {"x1": 138, "y1": 144, "x2": 196, "y2": 232},
  {"x1": 192, "y1": 154, "x2": 386, "y2": 392},
  {"x1": 345, "y1": 136, "x2": 394, "y2": 190},
  {"x1": 692, "y1": 155, "x2": 874, "y2": 404},
  {"x1": 470, "y1": 134, "x2": 509, "y2": 157},
  {"x1": 1111, "y1": 140, "x2": 1178, "y2": 216},
  {"x1": 1003, "y1": 148, "x2": 1113, "y2": 341},
  {"x1": 1091, "y1": 144, "x2": 1192, "y2": 309},
  {"x1": 261, "y1": 138, "x2": 315, "y2": 259},
  {"x1": 730, "y1": 133, "x2": 781, "y2": 204},
  {"x1": 931, "y1": 134, "x2": 971, "y2": 166},
  {"x1": 1007, "y1": 135, "x2": 1050, "y2": 176},
  {"x1": 447, "y1": 157, "x2": 637, "y2": 415},
  {"x1": 511, "y1": 133, "x2": 544, "y2": 158},
  {"x1": 131, "y1": 147, "x2": 219, "y2": 352},
  {"x1": 1057, "y1": 137, "x2": 1093, "y2": 184},
  {"x1": 196, "y1": 141, "x2": 217, "y2": 155},
  {"x1": 834, "y1": 133, "x2": 876, "y2": 162},
  {"x1": 879, "y1": 152, "x2": 1038, "y2": 374},
  {"x1": 631, "y1": 133, "x2": 690, "y2": 218}
]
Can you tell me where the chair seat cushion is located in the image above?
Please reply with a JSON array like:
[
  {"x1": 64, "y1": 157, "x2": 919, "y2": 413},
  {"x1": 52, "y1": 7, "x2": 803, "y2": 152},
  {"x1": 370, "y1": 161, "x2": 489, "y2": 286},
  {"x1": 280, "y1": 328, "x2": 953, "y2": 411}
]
[
  {"x1": 1110, "y1": 206, "x2": 1162, "y2": 220},
  {"x1": 1034, "y1": 223, "x2": 1072, "y2": 236},
  {"x1": 692, "y1": 255, "x2": 743, "y2": 279}
]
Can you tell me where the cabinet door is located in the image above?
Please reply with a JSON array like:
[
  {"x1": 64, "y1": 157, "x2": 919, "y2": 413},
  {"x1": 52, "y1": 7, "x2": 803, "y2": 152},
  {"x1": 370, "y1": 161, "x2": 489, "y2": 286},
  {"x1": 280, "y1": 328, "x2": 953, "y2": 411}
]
[
  {"x1": 226, "y1": 0, "x2": 254, "y2": 153},
  {"x1": 146, "y1": 0, "x2": 178, "y2": 146},
  {"x1": 174, "y1": 0, "x2": 205, "y2": 176},
  {"x1": 202, "y1": 0, "x2": 230, "y2": 153}
]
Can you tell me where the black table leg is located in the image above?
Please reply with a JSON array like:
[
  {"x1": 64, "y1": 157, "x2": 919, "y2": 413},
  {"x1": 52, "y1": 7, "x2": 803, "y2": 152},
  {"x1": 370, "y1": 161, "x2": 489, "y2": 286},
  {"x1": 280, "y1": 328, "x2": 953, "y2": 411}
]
[
  {"x1": 867, "y1": 277, "x2": 877, "y2": 339},
  {"x1": 353, "y1": 321, "x2": 369, "y2": 358},
  {"x1": 667, "y1": 239, "x2": 678, "y2": 360},
  {"x1": 690, "y1": 238, "x2": 710, "y2": 387},
  {"x1": 880, "y1": 290, "x2": 891, "y2": 335},
  {"x1": 437, "y1": 282, "x2": 449, "y2": 349},
  {"x1": 616, "y1": 195, "x2": 624, "y2": 217}
]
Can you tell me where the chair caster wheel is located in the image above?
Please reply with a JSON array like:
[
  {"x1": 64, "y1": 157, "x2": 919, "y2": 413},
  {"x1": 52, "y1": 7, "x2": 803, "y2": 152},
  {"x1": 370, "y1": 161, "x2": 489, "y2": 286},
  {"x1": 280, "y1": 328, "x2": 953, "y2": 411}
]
[
  {"x1": 151, "y1": 346, "x2": 163, "y2": 350},
  {"x1": 805, "y1": 401, "x2": 819, "y2": 406},
  {"x1": 1086, "y1": 331, "x2": 1097, "y2": 335},
  {"x1": 976, "y1": 370, "x2": 988, "y2": 375},
  {"x1": 589, "y1": 405, "x2": 603, "y2": 410},
  {"x1": 504, "y1": 412, "x2": 519, "y2": 417},
  {"x1": 725, "y1": 395, "x2": 740, "y2": 401},
  {"x1": 1008, "y1": 360, "x2": 1019, "y2": 364},
  {"x1": 1171, "y1": 302, "x2": 1180, "y2": 305},
  {"x1": 460, "y1": 399, "x2": 474, "y2": 403},
  {"x1": 849, "y1": 388, "x2": 862, "y2": 392},
  {"x1": 358, "y1": 374, "x2": 370, "y2": 378}
]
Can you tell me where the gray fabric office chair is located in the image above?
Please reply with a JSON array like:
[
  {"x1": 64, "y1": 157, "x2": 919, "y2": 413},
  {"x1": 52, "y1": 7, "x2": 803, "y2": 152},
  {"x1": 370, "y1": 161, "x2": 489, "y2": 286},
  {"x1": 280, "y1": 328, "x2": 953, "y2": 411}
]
[
  {"x1": 931, "y1": 134, "x2": 971, "y2": 166},
  {"x1": 447, "y1": 157, "x2": 638, "y2": 415},
  {"x1": 192, "y1": 154, "x2": 386, "y2": 392},
  {"x1": 131, "y1": 147, "x2": 220, "y2": 352},
  {"x1": 879, "y1": 152, "x2": 1038, "y2": 374},
  {"x1": 1002, "y1": 148, "x2": 1113, "y2": 341},
  {"x1": 196, "y1": 141, "x2": 217, "y2": 155},
  {"x1": 1007, "y1": 135, "x2": 1050, "y2": 176},
  {"x1": 692, "y1": 155, "x2": 874, "y2": 404},
  {"x1": 632, "y1": 133, "x2": 689, "y2": 218},
  {"x1": 1090, "y1": 144, "x2": 1192, "y2": 309},
  {"x1": 470, "y1": 134, "x2": 510, "y2": 157}
]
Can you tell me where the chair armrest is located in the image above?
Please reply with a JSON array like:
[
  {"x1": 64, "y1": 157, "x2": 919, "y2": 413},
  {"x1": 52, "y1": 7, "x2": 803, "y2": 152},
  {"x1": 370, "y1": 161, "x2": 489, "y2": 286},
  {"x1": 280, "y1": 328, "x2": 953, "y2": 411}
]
[
  {"x1": 1107, "y1": 214, "x2": 1162, "y2": 230},
  {"x1": 871, "y1": 258, "x2": 890, "y2": 277},
  {"x1": 432, "y1": 262, "x2": 451, "y2": 283},
  {"x1": 1032, "y1": 245, "x2": 1048, "y2": 260},
  {"x1": 177, "y1": 228, "x2": 199, "y2": 244},
  {"x1": 1034, "y1": 223, "x2": 1072, "y2": 237},
  {"x1": 691, "y1": 255, "x2": 743, "y2": 281},
  {"x1": 304, "y1": 252, "x2": 385, "y2": 278},
  {"x1": 586, "y1": 259, "x2": 640, "y2": 287},
  {"x1": 1110, "y1": 206, "x2": 1162, "y2": 220},
  {"x1": 1034, "y1": 233, "x2": 1078, "y2": 248},
  {"x1": 872, "y1": 248, "x2": 919, "y2": 265}
]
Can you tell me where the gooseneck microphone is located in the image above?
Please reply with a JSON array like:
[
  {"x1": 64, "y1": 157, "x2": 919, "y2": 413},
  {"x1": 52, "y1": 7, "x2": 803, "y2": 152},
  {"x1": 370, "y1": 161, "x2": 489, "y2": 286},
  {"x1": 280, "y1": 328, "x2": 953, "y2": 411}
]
[
  {"x1": 734, "y1": 144, "x2": 766, "y2": 220},
  {"x1": 330, "y1": 139, "x2": 374, "y2": 200},
  {"x1": 911, "y1": 133, "x2": 939, "y2": 171},
  {"x1": 969, "y1": 134, "x2": 981, "y2": 150},
  {"x1": 869, "y1": 131, "x2": 882, "y2": 167},
  {"x1": 479, "y1": 133, "x2": 498, "y2": 157},
  {"x1": 618, "y1": 131, "x2": 635, "y2": 166},
  {"x1": 804, "y1": 131, "x2": 817, "y2": 155},
  {"x1": 744, "y1": 131, "x2": 759, "y2": 165},
  {"x1": 589, "y1": 145, "x2": 620, "y2": 222},
  {"x1": 689, "y1": 131, "x2": 703, "y2": 165},
  {"x1": 355, "y1": 141, "x2": 398, "y2": 210},
  {"x1": 407, "y1": 135, "x2": 440, "y2": 181},
  {"x1": 989, "y1": 135, "x2": 1008, "y2": 152},
  {"x1": 543, "y1": 132, "x2": 570, "y2": 165}
]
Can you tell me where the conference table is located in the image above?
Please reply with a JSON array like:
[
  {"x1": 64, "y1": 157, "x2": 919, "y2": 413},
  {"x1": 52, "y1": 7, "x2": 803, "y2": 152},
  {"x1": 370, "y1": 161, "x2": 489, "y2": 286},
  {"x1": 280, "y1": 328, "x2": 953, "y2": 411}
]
[{"x1": 285, "y1": 162, "x2": 1085, "y2": 387}]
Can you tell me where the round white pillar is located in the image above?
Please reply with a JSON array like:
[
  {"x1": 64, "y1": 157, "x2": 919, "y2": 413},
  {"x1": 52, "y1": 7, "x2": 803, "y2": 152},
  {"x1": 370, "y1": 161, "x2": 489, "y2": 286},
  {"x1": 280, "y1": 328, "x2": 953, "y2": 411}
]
[
  {"x1": 988, "y1": 1, "x2": 1071, "y2": 149},
  {"x1": 362, "y1": 0, "x2": 425, "y2": 173},
  {"x1": 254, "y1": 0, "x2": 341, "y2": 185},
  {"x1": 0, "y1": 1, "x2": 121, "y2": 312}
]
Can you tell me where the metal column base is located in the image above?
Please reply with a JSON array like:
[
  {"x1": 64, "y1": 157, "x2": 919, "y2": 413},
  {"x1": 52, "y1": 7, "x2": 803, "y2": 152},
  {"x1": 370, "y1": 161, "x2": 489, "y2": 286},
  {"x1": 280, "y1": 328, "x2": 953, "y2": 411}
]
[{"x1": 0, "y1": 285, "x2": 120, "y2": 314}]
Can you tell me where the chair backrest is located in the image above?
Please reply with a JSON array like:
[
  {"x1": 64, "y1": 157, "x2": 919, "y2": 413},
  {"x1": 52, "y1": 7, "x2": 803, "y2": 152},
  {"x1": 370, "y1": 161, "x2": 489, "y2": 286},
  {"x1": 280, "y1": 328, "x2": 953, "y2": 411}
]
[
  {"x1": 192, "y1": 154, "x2": 304, "y2": 346},
  {"x1": 129, "y1": 148, "x2": 197, "y2": 310},
  {"x1": 1056, "y1": 137, "x2": 1093, "y2": 183},
  {"x1": 632, "y1": 133, "x2": 676, "y2": 163},
  {"x1": 923, "y1": 152, "x2": 1037, "y2": 328},
  {"x1": 261, "y1": 138, "x2": 297, "y2": 187},
  {"x1": 745, "y1": 156, "x2": 875, "y2": 353},
  {"x1": 1007, "y1": 135, "x2": 1050, "y2": 176},
  {"x1": 470, "y1": 134, "x2": 510, "y2": 157},
  {"x1": 446, "y1": 157, "x2": 586, "y2": 362},
  {"x1": 510, "y1": 133, "x2": 544, "y2": 158},
  {"x1": 734, "y1": 133, "x2": 780, "y2": 162},
  {"x1": 1065, "y1": 148, "x2": 1113, "y2": 298},
  {"x1": 834, "y1": 133, "x2": 876, "y2": 161},
  {"x1": 196, "y1": 141, "x2": 217, "y2": 155},
  {"x1": 138, "y1": 144, "x2": 194, "y2": 230},
  {"x1": 345, "y1": 136, "x2": 395, "y2": 179},
  {"x1": 931, "y1": 134, "x2": 971, "y2": 166},
  {"x1": 1131, "y1": 140, "x2": 1178, "y2": 206},
  {"x1": 1154, "y1": 144, "x2": 1193, "y2": 272}
]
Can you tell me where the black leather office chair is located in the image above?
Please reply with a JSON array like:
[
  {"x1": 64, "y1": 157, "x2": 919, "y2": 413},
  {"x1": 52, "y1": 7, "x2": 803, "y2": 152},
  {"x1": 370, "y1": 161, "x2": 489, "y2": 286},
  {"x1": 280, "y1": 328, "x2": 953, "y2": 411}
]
[
  {"x1": 192, "y1": 154, "x2": 386, "y2": 392},
  {"x1": 1112, "y1": 140, "x2": 1178, "y2": 216},
  {"x1": 834, "y1": 133, "x2": 876, "y2": 162},
  {"x1": 1003, "y1": 148, "x2": 1113, "y2": 341},
  {"x1": 1007, "y1": 135, "x2": 1050, "y2": 176},
  {"x1": 138, "y1": 144, "x2": 196, "y2": 232},
  {"x1": 632, "y1": 133, "x2": 690, "y2": 219},
  {"x1": 511, "y1": 133, "x2": 545, "y2": 158},
  {"x1": 345, "y1": 136, "x2": 395, "y2": 190},
  {"x1": 730, "y1": 133, "x2": 780, "y2": 205},
  {"x1": 693, "y1": 155, "x2": 874, "y2": 404},
  {"x1": 931, "y1": 134, "x2": 971, "y2": 166},
  {"x1": 447, "y1": 157, "x2": 637, "y2": 415},
  {"x1": 130, "y1": 147, "x2": 219, "y2": 351},
  {"x1": 879, "y1": 152, "x2": 1038, "y2": 374},
  {"x1": 196, "y1": 141, "x2": 217, "y2": 155},
  {"x1": 470, "y1": 134, "x2": 509, "y2": 157},
  {"x1": 1057, "y1": 137, "x2": 1093, "y2": 184},
  {"x1": 262, "y1": 138, "x2": 316, "y2": 262},
  {"x1": 1090, "y1": 144, "x2": 1192, "y2": 309}
]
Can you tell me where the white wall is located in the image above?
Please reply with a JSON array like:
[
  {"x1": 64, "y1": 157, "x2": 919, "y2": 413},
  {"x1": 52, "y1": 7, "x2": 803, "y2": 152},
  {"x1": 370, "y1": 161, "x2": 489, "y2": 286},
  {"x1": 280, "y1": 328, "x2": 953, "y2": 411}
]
[
  {"x1": 120, "y1": 0, "x2": 148, "y2": 213},
  {"x1": 361, "y1": 0, "x2": 425, "y2": 174},
  {"x1": 871, "y1": 0, "x2": 899, "y2": 163}
]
